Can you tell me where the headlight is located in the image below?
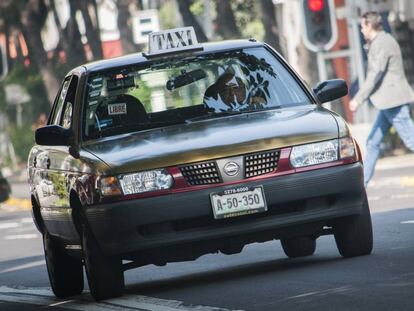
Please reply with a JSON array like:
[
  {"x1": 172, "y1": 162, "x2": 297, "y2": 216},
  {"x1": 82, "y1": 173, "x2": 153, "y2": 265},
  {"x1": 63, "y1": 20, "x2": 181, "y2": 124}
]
[
  {"x1": 290, "y1": 139, "x2": 338, "y2": 168},
  {"x1": 290, "y1": 138, "x2": 356, "y2": 168},
  {"x1": 119, "y1": 169, "x2": 173, "y2": 195}
]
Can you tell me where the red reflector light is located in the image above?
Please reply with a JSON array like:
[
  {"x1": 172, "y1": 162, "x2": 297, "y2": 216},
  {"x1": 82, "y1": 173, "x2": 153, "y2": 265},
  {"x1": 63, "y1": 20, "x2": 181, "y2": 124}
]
[{"x1": 308, "y1": 0, "x2": 324, "y2": 12}]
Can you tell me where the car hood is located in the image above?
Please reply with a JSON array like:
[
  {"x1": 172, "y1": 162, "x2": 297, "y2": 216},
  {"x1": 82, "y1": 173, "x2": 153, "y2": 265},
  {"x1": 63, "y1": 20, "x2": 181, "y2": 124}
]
[{"x1": 83, "y1": 106, "x2": 339, "y2": 174}]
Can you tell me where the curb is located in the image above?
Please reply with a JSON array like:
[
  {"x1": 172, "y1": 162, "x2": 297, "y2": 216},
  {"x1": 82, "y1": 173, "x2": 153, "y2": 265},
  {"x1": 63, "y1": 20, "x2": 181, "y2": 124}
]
[{"x1": 0, "y1": 198, "x2": 32, "y2": 212}]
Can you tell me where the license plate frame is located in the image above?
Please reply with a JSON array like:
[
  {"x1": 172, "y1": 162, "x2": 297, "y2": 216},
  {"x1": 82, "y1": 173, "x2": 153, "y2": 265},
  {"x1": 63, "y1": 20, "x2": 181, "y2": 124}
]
[{"x1": 210, "y1": 186, "x2": 267, "y2": 219}]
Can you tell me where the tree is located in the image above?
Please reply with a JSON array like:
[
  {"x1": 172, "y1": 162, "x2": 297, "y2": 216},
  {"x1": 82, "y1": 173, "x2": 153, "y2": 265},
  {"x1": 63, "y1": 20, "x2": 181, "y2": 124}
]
[
  {"x1": 116, "y1": 0, "x2": 136, "y2": 54},
  {"x1": 21, "y1": 0, "x2": 60, "y2": 105},
  {"x1": 296, "y1": 40, "x2": 318, "y2": 86},
  {"x1": 76, "y1": 0, "x2": 103, "y2": 60},
  {"x1": 215, "y1": 0, "x2": 240, "y2": 39},
  {"x1": 48, "y1": 0, "x2": 87, "y2": 69},
  {"x1": 258, "y1": 0, "x2": 283, "y2": 54},
  {"x1": 176, "y1": 0, "x2": 208, "y2": 42}
]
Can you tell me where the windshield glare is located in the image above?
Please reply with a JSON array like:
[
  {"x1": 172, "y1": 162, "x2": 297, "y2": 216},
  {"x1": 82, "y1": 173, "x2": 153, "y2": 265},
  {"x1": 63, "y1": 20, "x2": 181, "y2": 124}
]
[{"x1": 83, "y1": 47, "x2": 310, "y2": 139}]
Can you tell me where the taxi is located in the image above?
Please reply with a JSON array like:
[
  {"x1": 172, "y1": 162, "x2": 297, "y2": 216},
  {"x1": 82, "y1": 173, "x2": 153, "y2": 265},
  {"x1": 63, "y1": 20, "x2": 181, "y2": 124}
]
[{"x1": 28, "y1": 27, "x2": 372, "y2": 300}]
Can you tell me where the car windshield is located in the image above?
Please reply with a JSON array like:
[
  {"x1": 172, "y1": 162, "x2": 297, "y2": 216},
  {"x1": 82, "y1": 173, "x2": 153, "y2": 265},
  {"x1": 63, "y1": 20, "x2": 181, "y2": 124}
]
[{"x1": 83, "y1": 47, "x2": 311, "y2": 139}]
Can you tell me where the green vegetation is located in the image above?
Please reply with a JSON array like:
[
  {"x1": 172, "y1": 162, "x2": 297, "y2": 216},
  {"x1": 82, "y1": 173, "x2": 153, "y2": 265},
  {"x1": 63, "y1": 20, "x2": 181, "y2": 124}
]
[
  {"x1": 0, "y1": 63, "x2": 50, "y2": 162},
  {"x1": 7, "y1": 124, "x2": 35, "y2": 162}
]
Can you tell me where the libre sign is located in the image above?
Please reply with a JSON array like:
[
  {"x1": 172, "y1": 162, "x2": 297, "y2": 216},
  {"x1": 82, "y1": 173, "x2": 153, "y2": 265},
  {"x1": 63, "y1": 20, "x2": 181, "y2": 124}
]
[{"x1": 147, "y1": 27, "x2": 202, "y2": 56}]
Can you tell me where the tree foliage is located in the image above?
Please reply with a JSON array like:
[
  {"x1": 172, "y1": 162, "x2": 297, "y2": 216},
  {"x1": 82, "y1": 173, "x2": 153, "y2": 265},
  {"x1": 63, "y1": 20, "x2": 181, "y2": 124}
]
[{"x1": 0, "y1": 0, "x2": 285, "y2": 164}]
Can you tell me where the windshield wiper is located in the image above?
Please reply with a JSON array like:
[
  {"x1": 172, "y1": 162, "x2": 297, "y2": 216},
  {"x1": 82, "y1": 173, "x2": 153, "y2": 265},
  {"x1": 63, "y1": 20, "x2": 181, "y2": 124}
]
[
  {"x1": 91, "y1": 120, "x2": 186, "y2": 138},
  {"x1": 185, "y1": 110, "x2": 246, "y2": 123}
]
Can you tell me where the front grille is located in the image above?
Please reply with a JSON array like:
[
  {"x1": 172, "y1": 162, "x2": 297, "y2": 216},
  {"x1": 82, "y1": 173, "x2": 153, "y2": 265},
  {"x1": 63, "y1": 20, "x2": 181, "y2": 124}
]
[
  {"x1": 180, "y1": 161, "x2": 222, "y2": 185},
  {"x1": 245, "y1": 150, "x2": 280, "y2": 178}
]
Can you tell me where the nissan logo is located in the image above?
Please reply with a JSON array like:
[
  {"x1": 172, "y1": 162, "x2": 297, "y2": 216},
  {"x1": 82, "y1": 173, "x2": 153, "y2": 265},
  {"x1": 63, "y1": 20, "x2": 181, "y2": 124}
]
[{"x1": 223, "y1": 161, "x2": 240, "y2": 176}]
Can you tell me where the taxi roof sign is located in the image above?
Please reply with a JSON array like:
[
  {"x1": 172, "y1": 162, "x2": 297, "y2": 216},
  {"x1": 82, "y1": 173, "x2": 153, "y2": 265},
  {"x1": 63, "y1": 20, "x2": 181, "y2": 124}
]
[{"x1": 145, "y1": 27, "x2": 203, "y2": 57}]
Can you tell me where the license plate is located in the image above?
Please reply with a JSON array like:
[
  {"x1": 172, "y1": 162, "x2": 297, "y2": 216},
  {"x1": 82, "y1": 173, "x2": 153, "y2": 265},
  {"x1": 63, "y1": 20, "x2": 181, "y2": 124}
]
[{"x1": 210, "y1": 186, "x2": 267, "y2": 219}]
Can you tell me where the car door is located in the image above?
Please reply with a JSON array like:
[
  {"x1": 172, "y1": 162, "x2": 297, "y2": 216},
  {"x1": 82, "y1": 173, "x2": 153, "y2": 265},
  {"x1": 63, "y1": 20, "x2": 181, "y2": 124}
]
[{"x1": 37, "y1": 75, "x2": 81, "y2": 242}]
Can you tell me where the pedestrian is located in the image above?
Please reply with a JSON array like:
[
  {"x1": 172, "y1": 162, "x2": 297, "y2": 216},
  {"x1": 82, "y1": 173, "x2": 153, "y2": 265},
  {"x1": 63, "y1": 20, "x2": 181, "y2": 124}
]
[{"x1": 349, "y1": 11, "x2": 414, "y2": 186}]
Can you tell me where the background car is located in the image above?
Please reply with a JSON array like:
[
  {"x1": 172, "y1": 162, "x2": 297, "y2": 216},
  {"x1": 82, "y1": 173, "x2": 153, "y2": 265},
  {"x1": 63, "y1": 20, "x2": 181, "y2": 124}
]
[{"x1": 0, "y1": 170, "x2": 11, "y2": 203}]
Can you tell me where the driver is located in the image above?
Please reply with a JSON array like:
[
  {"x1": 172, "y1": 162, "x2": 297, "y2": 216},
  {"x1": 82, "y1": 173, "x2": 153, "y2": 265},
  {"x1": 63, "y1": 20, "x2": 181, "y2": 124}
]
[{"x1": 204, "y1": 67, "x2": 247, "y2": 111}]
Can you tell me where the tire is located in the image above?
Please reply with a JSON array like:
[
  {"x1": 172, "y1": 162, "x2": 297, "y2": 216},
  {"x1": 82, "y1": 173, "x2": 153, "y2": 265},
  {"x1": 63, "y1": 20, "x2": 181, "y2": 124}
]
[
  {"x1": 281, "y1": 237, "x2": 316, "y2": 258},
  {"x1": 82, "y1": 226, "x2": 124, "y2": 300},
  {"x1": 333, "y1": 197, "x2": 373, "y2": 258},
  {"x1": 43, "y1": 231, "x2": 84, "y2": 298}
]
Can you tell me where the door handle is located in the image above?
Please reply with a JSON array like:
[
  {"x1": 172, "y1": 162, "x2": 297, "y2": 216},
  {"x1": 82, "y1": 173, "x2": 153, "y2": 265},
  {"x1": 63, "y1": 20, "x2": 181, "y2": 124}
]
[{"x1": 46, "y1": 158, "x2": 51, "y2": 169}]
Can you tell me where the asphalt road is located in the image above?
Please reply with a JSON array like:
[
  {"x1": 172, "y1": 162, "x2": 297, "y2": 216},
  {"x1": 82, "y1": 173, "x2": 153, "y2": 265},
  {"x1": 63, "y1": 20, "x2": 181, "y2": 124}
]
[{"x1": 1, "y1": 161, "x2": 414, "y2": 310}]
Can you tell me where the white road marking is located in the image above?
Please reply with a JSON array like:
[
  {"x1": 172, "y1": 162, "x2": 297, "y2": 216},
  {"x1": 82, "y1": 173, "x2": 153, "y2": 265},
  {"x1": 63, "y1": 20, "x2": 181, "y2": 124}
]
[
  {"x1": 3, "y1": 233, "x2": 39, "y2": 240},
  {"x1": 391, "y1": 194, "x2": 414, "y2": 200},
  {"x1": 8, "y1": 226, "x2": 38, "y2": 233},
  {"x1": 20, "y1": 218, "x2": 34, "y2": 223},
  {"x1": 401, "y1": 220, "x2": 414, "y2": 224},
  {"x1": 0, "y1": 260, "x2": 45, "y2": 274},
  {"x1": 368, "y1": 176, "x2": 414, "y2": 189},
  {"x1": 48, "y1": 300, "x2": 76, "y2": 307},
  {"x1": 0, "y1": 286, "x2": 239, "y2": 311},
  {"x1": 285, "y1": 286, "x2": 352, "y2": 300},
  {"x1": 0, "y1": 223, "x2": 19, "y2": 230}
]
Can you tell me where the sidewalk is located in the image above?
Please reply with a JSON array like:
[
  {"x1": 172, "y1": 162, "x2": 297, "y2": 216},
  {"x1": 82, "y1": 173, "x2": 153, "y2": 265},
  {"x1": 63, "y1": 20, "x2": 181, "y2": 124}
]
[{"x1": 375, "y1": 153, "x2": 414, "y2": 171}]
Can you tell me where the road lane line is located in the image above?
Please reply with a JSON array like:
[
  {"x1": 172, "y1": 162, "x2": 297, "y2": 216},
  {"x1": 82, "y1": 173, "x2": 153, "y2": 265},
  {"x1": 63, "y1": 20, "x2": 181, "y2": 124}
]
[
  {"x1": 391, "y1": 194, "x2": 414, "y2": 200},
  {"x1": 0, "y1": 286, "x2": 240, "y2": 311},
  {"x1": 20, "y1": 218, "x2": 34, "y2": 223},
  {"x1": 102, "y1": 294, "x2": 237, "y2": 311},
  {"x1": 8, "y1": 226, "x2": 38, "y2": 233},
  {"x1": 3, "y1": 233, "x2": 39, "y2": 240},
  {"x1": 47, "y1": 300, "x2": 75, "y2": 307},
  {"x1": 0, "y1": 223, "x2": 19, "y2": 230},
  {"x1": 285, "y1": 286, "x2": 352, "y2": 300},
  {"x1": 0, "y1": 260, "x2": 45, "y2": 274},
  {"x1": 401, "y1": 220, "x2": 414, "y2": 224}
]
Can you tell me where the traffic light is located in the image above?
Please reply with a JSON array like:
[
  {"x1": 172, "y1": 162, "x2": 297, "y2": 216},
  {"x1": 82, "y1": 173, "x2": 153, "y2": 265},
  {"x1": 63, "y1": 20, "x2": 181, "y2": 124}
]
[{"x1": 301, "y1": 0, "x2": 338, "y2": 52}]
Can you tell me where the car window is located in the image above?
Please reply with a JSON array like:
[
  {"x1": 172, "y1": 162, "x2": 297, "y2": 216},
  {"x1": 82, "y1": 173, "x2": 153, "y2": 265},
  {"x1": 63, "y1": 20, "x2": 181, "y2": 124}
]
[
  {"x1": 59, "y1": 76, "x2": 78, "y2": 129},
  {"x1": 83, "y1": 47, "x2": 311, "y2": 139},
  {"x1": 61, "y1": 103, "x2": 73, "y2": 129},
  {"x1": 50, "y1": 78, "x2": 72, "y2": 125}
]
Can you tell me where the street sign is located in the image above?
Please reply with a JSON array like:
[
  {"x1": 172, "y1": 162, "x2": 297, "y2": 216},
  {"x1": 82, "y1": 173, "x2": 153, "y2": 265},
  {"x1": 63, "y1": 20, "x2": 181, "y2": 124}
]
[
  {"x1": 5, "y1": 84, "x2": 30, "y2": 105},
  {"x1": 132, "y1": 9, "x2": 160, "y2": 45}
]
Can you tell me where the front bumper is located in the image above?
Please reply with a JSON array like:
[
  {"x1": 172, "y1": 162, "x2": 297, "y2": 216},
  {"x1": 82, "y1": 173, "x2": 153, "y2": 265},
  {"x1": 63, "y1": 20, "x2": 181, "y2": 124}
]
[{"x1": 85, "y1": 162, "x2": 365, "y2": 257}]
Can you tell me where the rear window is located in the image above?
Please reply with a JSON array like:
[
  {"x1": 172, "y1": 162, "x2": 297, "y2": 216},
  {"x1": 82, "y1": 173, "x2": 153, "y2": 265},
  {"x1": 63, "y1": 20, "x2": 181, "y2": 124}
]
[{"x1": 83, "y1": 47, "x2": 310, "y2": 140}]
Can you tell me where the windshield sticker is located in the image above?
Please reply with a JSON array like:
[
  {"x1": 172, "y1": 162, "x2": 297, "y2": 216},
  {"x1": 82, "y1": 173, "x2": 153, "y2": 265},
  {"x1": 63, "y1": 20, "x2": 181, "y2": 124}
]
[
  {"x1": 89, "y1": 90, "x2": 101, "y2": 98},
  {"x1": 90, "y1": 83, "x2": 102, "y2": 90},
  {"x1": 108, "y1": 103, "x2": 127, "y2": 115},
  {"x1": 92, "y1": 77, "x2": 103, "y2": 83},
  {"x1": 98, "y1": 119, "x2": 113, "y2": 128}
]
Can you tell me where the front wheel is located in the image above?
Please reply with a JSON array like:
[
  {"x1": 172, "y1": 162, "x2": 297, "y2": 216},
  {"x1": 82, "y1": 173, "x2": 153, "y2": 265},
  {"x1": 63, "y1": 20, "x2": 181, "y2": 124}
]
[
  {"x1": 82, "y1": 226, "x2": 124, "y2": 300},
  {"x1": 280, "y1": 236, "x2": 316, "y2": 258},
  {"x1": 43, "y1": 231, "x2": 84, "y2": 298},
  {"x1": 333, "y1": 197, "x2": 373, "y2": 258}
]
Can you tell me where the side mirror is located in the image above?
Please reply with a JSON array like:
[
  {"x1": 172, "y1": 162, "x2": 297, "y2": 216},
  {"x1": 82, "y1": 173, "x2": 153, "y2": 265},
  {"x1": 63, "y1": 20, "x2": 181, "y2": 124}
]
[
  {"x1": 35, "y1": 125, "x2": 72, "y2": 146},
  {"x1": 313, "y1": 79, "x2": 348, "y2": 104}
]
